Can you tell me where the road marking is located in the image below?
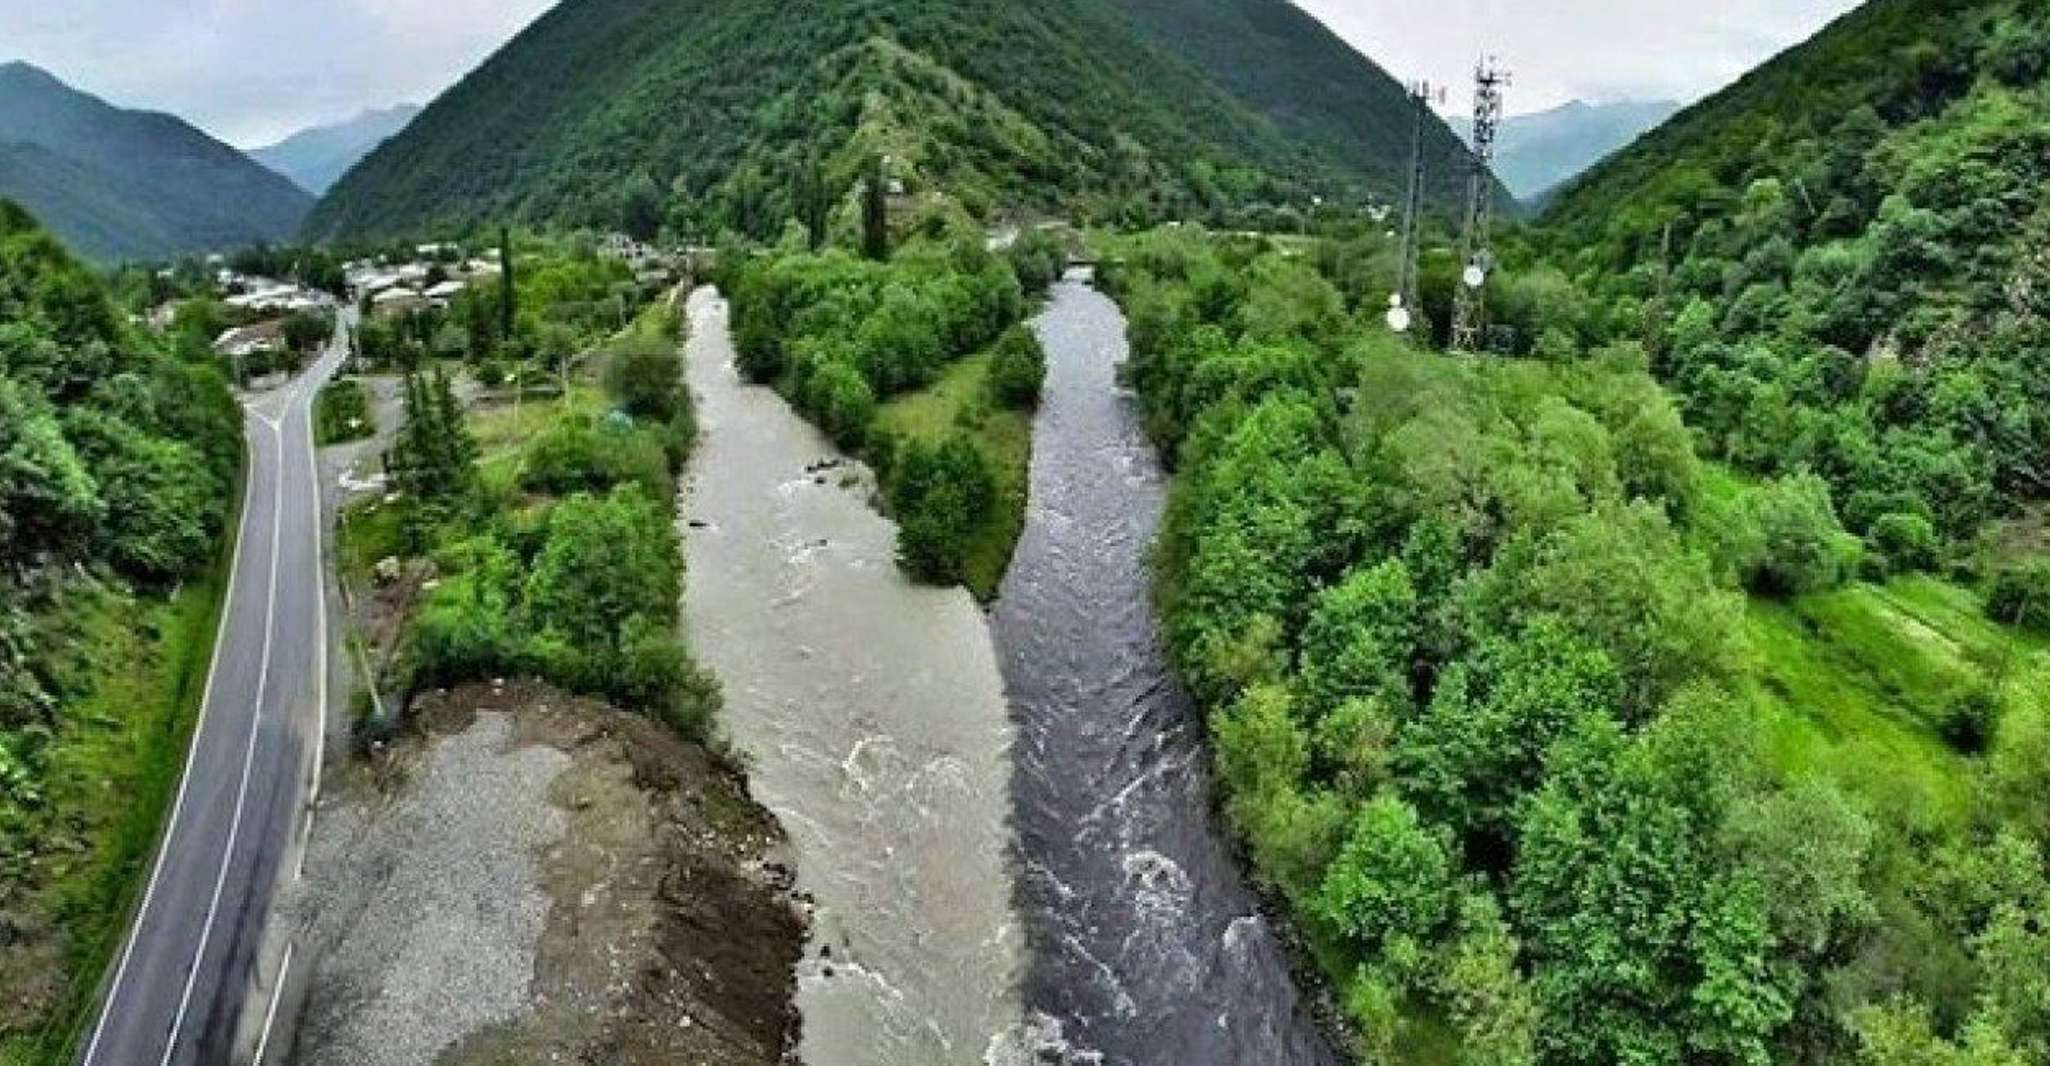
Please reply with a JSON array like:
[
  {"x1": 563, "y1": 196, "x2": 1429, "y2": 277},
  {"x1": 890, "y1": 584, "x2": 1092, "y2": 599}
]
[
  {"x1": 158, "y1": 416, "x2": 286, "y2": 1066},
  {"x1": 251, "y1": 942, "x2": 293, "y2": 1066},
  {"x1": 82, "y1": 404, "x2": 265, "y2": 1066}
]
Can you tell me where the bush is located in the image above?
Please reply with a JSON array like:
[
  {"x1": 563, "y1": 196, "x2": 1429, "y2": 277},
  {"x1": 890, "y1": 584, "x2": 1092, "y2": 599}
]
[
  {"x1": 604, "y1": 334, "x2": 684, "y2": 422},
  {"x1": 1870, "y1": 512, "x2": 1940, "y2": 574},
  {"x1": 519, "y1": 414, "x2": 671, "y2": 500},
  {"x1": 986, "y1": 325, "x2": 1047, "y2": 409},
  {"x1": 800, "y1": 362, "x2": 877, "y2": 449},
  {"x1": 1749, "y1": 473, "x2": 1861, "y2": 596},
  {"x1": 888, "y1": 434, "x2": 994, "y2": 584},
  {"x1": 1986, "y1": 562, "x2": 2050, "y2": 632},
  {"x1": 1006, "y1": 229, "x2": 1068, "y2": 296},
  {"x1": 315, "y1": 379, "x2": 375, "y2": 445}
]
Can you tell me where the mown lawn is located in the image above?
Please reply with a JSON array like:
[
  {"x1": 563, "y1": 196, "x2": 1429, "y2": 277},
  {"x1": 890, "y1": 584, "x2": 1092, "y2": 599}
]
[{"x1": 877, "y1": 348, "x2": 1034, "y2": 601}]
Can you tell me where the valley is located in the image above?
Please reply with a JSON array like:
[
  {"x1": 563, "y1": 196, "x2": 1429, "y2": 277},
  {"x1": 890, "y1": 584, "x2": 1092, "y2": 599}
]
[{"x1": 6, "y1": 0, "x2": 2050, "y2": 1064}]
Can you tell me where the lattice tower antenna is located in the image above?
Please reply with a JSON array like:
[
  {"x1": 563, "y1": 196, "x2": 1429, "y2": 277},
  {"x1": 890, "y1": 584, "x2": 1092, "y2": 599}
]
[
  {"x1": 1387, "y1": 80, "x2": 1442, "y2": 339},
  {"x1": 1449, "y1": 57, "x2": 1509, "y2": 353}
]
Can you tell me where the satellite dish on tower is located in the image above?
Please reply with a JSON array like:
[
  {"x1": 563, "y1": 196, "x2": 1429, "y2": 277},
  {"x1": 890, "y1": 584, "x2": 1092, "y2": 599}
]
[
  {"x1": 1386, "y1": 305, "x2": 1413, "y2": 333},
  {"x1": 1463, "y1": 264, "x2": 1487, "y2": 289}
]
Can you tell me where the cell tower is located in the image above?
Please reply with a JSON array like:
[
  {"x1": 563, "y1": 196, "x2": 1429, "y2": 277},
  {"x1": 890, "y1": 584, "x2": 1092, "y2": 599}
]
[
  {"x1": 1449, "y1": 58, "x2": 1509, "y2": 354},
  {"x1": 1388, "y1": 80, "x2": 1441, "y2": 339}
]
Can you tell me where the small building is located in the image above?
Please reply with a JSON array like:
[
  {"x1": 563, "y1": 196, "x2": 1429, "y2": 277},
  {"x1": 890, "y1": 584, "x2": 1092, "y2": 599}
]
[
  {"x1": 371, "y1": 289, "x2": 432, "y2": 318},
  {"x1": 424, "y1": 279, "x2": 467, "y2": 301},
  {"x1": 214, "y1": 320, "x2": 286, "y2": 359}
]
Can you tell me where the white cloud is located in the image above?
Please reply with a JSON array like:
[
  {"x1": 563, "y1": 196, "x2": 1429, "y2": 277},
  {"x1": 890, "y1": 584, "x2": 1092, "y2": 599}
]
[
  {"x1": 1291, "y1": 0, "x2": 1865, "y2": 116},
  {"x1": 0, "y1": 0, "x2": 558, "y2": 146}
]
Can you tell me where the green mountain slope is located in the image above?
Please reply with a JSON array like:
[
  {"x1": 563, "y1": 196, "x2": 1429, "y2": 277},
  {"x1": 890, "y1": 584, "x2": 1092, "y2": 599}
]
[
  {"x1": 1539, "y1": 0, "x2": 2050, "y2": 547},
  {"x1": 308, "y1": 0, "x2": 1488, "y2": 240},
  {"x1": 251, "y1": 103, "x2": 421, "y2": 195},
  {"x1": 0, "y1": 62, "x2": 312, "y2": 261}
]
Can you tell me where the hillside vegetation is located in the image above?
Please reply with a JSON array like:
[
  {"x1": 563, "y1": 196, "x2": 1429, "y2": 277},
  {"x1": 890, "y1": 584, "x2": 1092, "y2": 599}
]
[
  {"x1": 0, "y1": 63, "x2": 311, "y2": 261},
  {"x1": 308, "y1": 0, "x2": 1487, "y2": 241},
  {"x1": 0, "y1": 202, "x2": 243, "y2": 1059},
  {"x1": 1103, "y1": 225, "x2": 2050, "y2": 1064},
  {"x1": 1536, "y1": 0, "x2": 2050, "y2": 571}
]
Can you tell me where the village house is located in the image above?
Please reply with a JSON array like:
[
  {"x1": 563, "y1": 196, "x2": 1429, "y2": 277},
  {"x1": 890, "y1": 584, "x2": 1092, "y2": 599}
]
[{"x1": 213, "y1": 319, "x2": 286, "y2": 359}]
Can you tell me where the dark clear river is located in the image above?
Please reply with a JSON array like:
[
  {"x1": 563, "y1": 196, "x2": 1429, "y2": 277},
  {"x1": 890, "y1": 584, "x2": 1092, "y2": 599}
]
[{"x1": 993, "y1": 273, "x2": 1339, "y2": 1065}]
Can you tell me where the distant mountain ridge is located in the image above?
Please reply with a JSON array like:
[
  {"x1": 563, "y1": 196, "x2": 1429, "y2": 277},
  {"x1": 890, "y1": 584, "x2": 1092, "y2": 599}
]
[
  {"x1": 1451, "y1": 98, "x2": 1680, "y2": 202},
  {"x1": 252, "y1": 104, "x2": 421, "y2": 195},
  {"x1": 309, "y1": 0, "x2": 1495, "y2": 240},
  {"x1": 0, "y1": 61, "x2": 311, "y2": 261}
]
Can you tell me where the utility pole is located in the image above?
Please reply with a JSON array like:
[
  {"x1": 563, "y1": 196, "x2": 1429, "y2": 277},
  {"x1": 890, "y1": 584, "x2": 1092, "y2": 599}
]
[
  {"x1": 1450, "y1": 57, "x2": 1509, "y2": 354},
  {"x1": 1388, "y1": 80, "x2": 1438, "y2": 340}
]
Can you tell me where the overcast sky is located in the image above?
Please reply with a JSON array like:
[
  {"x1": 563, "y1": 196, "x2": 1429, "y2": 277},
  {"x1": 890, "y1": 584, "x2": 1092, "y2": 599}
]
[
  {"x1": 1298, "y1": 0, "x2": 1864, "y2": 116},
  {"x1": 1, "y1": 0, "x2": 1864, "y2": 148}
]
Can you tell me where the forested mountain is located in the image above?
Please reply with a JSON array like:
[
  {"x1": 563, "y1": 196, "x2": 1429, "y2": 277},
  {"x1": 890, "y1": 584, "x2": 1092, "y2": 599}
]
[
  {"x1": 1450, "y1": 98, "x2": 1679, "y2": 201},
  {"x1": 0, "y1": 62, "x2": 311, "y2": 261},
  {"x1": 251, "y1": 103, "x2": 421, "y2": 195},
  {"x1": 1538, "y1": 0, "x2": 2050, "y2": 555},
  {"x1": 307, "y1": 0, "x2": 1490, "y2": 241}
]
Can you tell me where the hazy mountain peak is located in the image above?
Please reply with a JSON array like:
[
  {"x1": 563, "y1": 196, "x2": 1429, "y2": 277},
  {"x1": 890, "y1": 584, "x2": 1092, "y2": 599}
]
[
  {"x1": 0, "y1": 62, "x2": 310, "y2": 260},
  {"x1": 251, "y1": 103, "x2": 422, "y2": 195}
]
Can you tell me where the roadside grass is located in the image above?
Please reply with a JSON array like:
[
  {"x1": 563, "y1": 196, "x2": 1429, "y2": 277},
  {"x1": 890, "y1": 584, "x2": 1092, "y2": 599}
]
[
  {"x1": 0, "y1": 571, "x2": 227, "y2": 1066},
  {"x1": 876, "y1": 347, "x2": 1033, "y2": 601}
]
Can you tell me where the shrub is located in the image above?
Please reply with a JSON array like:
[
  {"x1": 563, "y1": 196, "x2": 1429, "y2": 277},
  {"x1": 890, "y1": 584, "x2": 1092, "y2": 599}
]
[
  {"x1": 801, "y1": 362, "x2": 877, "y2": 450},
  {"x1": 604, "y1": 334, "x2": 684, "y2": 422},
  {"x1": 1870, "y1": 512, "x2": 1940, "y2": 573},
  {"x1": 986, "y1": 325, "x2": 1047, "y2": 409},
  {"x1": 1986, "y1": 562, "x2": 2050, "y2": 633},
  {"x1": 314, "y1": 379, "x2": 375, "y2": 445},
  {"x1": 888, "y1": 434, "x2": 994, "y2": 584},
  {"x1": 519, "y1": 414, "x2": 672, "y2": 501},
  {"x1": 1749, "y1": 473, "x2": 1861, "y2": 596},
  {"x1": 1006, "y1": 229, "x2": 1068, "y2": 296}
]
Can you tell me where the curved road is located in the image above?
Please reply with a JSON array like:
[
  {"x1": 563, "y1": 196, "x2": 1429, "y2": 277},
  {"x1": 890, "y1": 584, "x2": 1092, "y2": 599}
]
[{"x1": 80, "y1": 331, "x2": 343, "y2": 1066}]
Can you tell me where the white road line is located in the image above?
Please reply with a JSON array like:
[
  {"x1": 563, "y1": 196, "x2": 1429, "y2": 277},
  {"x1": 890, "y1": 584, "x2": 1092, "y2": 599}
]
[
  {"x1": 250, "y1": 942, "x2": 294, "y2": 1066},
  {"x1": 81, "y1": 406, "x2": 264, "y2": 1066},
  {"x1": 158, "y1": 417, "x2": 287, "y2": 1066}
]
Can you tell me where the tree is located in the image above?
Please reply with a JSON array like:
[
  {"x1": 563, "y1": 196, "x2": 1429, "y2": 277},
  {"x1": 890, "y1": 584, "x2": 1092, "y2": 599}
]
[
  {"x1": 986, "y1": 325, "x2": 1046, "y2": 409},
  {"x1": 889, "y1": 434, "x2": 993, "y2": 584},
  {"x1": 604, "y1": 336, "x2": 683, "y2": 422},
  {"x1": 499, "y1": 226, "x2": 517, "y2": 343},
  {"x1": 1316, "y1": 794, "x2": 1454, "y2": 967},
  {"x1": 795, "y1": 152, "x2": 829, "y2": 251},
  {"x1": 863, "y1": 153, "x2": 891, "y2": 261},
  {"x1": 620, "y1": 172, "x2": 664, "y2": 242}
]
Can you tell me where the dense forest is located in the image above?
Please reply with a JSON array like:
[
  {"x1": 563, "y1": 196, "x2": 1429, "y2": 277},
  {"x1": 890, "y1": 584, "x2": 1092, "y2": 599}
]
[
  {"x1": 1102, "y1": 224, "x2": 2050, "y2": 1064},
  {"x1": 0, "y1": 201, "x2": 243, "y2": 1054},
  {"x1": 1535, "y1": 0, "x2": 2050, "y2": 580},
  {"x1": 724, "y1": 223, "x2": 1059, "y2": 595},
  {"x1": 308, "y1": 0, "x2": 1486, "y2": 242}
]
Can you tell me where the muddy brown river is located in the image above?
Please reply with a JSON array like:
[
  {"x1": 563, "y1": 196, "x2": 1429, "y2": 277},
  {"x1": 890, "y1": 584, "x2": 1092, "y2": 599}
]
[{"x1": 680, "y1": 288, "x2": 1026, "y2": 1064}]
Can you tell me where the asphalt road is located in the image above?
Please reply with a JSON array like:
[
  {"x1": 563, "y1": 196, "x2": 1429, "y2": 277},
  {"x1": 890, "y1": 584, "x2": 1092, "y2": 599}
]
[{"x1": 80, "y1": 331, "x2": 345, "y2": 1066}]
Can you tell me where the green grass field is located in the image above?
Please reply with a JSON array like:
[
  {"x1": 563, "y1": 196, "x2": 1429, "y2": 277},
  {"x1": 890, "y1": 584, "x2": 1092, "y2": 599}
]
[
  {"x1": 876, "y1": 348, "x2": 1034, "y2": 601},
  {"x1": 1743, "y1": 574, "x2": 2046, "y2": 831}
]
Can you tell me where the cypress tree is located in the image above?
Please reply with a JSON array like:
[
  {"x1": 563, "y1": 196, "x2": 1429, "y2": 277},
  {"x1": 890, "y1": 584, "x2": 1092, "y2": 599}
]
[
  {"x1": 862, "y1": 154, "x2": 890, "y2": 261},
  {"x1": 499, "y1": 226, "x2": 517, "y2": 343}
]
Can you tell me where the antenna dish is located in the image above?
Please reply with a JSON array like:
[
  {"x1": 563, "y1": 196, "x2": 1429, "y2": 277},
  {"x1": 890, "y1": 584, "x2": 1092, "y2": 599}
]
[
  {"x1": 1388, "y1": 292, "x2": 1404, "y2": 309},
  {"x1": 1463, "y1": 265, "x2": 1487, "y2": 289},
  {"x1": 1386, "y1": 306, "x2": 1413, "y2": 333}
]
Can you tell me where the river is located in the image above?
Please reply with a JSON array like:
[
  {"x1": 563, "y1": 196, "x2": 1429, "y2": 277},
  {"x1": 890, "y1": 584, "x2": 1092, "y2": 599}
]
[
  {"x1": 993, "y1": 272, "x2": 1339, "y2": 1065},
  {"x1": 679, "y1": 288, "x2": 1026, "y2": 1064}
]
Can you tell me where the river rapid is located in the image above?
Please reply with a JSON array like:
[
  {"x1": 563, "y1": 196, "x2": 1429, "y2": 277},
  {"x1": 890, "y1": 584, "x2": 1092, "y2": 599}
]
[
  {"x1": 679, "y1": 288, "x2": 1026, "y2": 1064},
  {"x1": 993, "y1": 272, "x2": 1339, "y2": 1065}
]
